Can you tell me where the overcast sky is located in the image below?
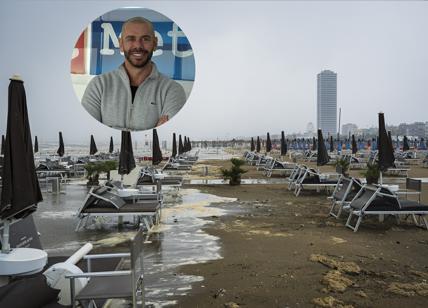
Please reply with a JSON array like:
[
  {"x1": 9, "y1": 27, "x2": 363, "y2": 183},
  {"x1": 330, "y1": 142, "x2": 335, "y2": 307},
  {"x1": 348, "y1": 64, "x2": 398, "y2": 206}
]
[{"x1": 1, "y1": 1, "x2": 427, "y2": 144}]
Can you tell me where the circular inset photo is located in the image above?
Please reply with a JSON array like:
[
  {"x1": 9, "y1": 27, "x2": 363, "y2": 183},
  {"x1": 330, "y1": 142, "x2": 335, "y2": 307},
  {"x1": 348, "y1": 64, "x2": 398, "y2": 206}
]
[{"x1": 70, "y1": 7, "x2": 195, "y2": 131}]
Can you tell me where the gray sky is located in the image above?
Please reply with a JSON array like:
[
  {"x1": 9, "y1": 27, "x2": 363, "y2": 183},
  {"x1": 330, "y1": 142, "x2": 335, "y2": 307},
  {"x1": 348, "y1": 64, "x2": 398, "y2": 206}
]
[{"x1": 1, "y1": 1, "x2": 428, "y2": 144}]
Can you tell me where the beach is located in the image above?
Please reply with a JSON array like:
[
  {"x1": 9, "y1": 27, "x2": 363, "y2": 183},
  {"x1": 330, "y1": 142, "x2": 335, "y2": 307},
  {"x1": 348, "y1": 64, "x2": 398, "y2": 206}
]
[{"x1": 173, "y1": 157, "x2": 428, "y2": 308}]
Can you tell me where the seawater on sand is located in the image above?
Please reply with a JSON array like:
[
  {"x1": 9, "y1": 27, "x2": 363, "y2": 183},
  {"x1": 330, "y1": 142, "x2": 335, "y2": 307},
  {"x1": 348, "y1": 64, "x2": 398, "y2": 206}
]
[{"x1": 34, "y1": 184, "x2": 236, "y2": 307}]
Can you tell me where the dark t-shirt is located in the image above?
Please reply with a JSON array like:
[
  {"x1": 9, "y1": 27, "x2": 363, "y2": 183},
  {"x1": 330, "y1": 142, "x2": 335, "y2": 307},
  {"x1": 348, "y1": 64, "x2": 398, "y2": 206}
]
[{"x1": 130, "y1": 85, "x2": 138, "y2": 103}]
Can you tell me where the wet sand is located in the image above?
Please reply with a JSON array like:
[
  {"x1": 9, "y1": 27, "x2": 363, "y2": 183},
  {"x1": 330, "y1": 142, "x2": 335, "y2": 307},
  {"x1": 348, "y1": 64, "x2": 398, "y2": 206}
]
[{"x1": 174, "y1": 157, "x2": 428, "y2": 308}]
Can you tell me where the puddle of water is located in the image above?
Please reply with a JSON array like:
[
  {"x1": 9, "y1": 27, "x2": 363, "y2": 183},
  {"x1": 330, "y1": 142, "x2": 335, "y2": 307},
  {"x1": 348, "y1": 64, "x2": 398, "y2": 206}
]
[
  {"x1": 186, "y1": 178, "x2": 291, "y2": 185},
  {"x1": 34, "y1": 186, "x2": 235, "y2": 307}
]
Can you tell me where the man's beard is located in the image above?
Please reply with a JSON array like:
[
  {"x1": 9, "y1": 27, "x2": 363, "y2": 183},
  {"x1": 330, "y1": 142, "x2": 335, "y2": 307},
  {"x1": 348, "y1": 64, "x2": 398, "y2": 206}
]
[{"x1": 124, "y1": 48, "x2": 153, "y2": 68}]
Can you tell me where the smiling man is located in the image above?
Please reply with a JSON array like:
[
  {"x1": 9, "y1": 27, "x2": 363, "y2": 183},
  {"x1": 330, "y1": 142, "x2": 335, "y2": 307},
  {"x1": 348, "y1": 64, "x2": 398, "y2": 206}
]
[{"x1": 81, "y1": 17, "x2": 186, "y2": 131}]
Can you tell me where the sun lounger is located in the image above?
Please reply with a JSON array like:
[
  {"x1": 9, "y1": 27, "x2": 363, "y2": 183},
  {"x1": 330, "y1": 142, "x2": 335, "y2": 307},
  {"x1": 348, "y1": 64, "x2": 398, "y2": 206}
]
[
  {"x1": 293, "y1": 166, "x2": 339, "y2": 197},
  {"x1": 162, "y1": 157, "x2": 193, "y2": 171},
  {"x1": 287, "y1": 165, "x2": 304, "y2": 190},
  {"x1": 136, "y1": 166, "x2": 182, "y2": 187},
  {"x1": 246, "y1": 152, "x2": 262, "y2": 166},
  {"x1": 75, "y1": 186, "x2": 161, "y2": 232},
  {"x1": 345, "y1": 185, "x2": 428, "y2": 232},
  {"x1": 66, "y1": 228, "x2": 144, "y2": 308},
  {"x1": 329, "y1": 176, "x2": 363, "y2": 218},
  {"x1": 263, "y1": 159, "x2": 296, "y2": 177},
  {"x1": 255, "y1": 155, "x2": 270, "y2": 170}
]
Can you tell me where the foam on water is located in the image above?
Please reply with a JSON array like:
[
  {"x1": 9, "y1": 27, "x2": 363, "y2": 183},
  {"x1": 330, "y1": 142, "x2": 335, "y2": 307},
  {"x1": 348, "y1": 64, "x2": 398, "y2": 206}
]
[{"x1": 36, "y1": 186, "x2": 235, "y2": 306}]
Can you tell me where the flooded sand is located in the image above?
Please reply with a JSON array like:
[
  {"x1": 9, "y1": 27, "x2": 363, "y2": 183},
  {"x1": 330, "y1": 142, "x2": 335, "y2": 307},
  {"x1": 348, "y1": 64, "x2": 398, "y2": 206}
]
[{"x1": 34, "y1": 184, "x2": 236, "y2": 307}]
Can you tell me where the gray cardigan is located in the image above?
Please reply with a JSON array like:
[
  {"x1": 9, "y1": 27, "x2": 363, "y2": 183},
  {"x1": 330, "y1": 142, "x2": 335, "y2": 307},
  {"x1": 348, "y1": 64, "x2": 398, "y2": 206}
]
[{"x1": 81, "y1": 63, "x2": 186, "y2": 131}]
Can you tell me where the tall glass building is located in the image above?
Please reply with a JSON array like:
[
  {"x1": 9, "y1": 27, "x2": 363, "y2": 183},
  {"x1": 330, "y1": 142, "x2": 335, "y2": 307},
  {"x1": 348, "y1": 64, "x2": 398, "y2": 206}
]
[{"x1": 317, "y1": 70, "x2": 337, "y2": 136}]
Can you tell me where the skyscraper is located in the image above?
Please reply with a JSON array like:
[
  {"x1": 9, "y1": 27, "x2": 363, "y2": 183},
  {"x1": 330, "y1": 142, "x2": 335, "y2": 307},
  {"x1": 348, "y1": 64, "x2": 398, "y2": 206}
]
[{"x1": 317, "y1": 70, "x2": 337, "y2": 136}]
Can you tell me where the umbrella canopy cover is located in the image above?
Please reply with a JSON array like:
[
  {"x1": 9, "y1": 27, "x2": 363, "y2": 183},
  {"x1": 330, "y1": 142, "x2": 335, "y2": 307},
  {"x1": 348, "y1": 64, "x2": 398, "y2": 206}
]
[
  {"x1": 256, "y1": 136, "x2": 261, "y2": 153},
  {"x1": 266, "y1": 133, "x2": 272, "y2": 153},
  {"x1": 178, "y1": 135, "x2": 184, "y2": 155},
  {"x1": 280, "y1": 131, "x2": 287, "y2": 156},
  {"x1": 312, "y1": 137, "x2": 317, "y2": 151},
  {"x1": 109, "y1": 136, "x2": 114, "y2": 153},
  {"x1": 250, "y1": 137, "x2": 255, "y2": 152},
  {"x1": 57, "y1": 132, "x2": 64, "y2": 157},
  {"x1": 118, "y1": 131, "x2": 136, "y2": 175},
  {"x1": 351, "y1": 135, "x2": 358, "y2": 154},
  {"x1": 152, "y1": 129, "x2": 163, "y2": 165},
  {"x1": 90, "y1": 135, "x2": 98, "y2": 155},
  {"x1": 34, "y1": 136, "x2": 38, "y2": 153},
  {"x1": 329, "y1": 136, "x2": 334, "y2": 153},
  {"x1": 1, "y1": 135, "x2": 4, "y2": 155},
  {"x1": 403, "y1": 135, "x2": 410, "y2": 151},
  {"x1": 172, "y1": 133, "x2": 177, "y2": 157},
  {"x1": 317, "y1": 129, "x2": 330, "y2": 166},
  {"x1": 378, "y1": 113, "x2": 395, "y2": 172},
  {"x1": 1, "y1": 79, "x2": 42, "y2": 220}
]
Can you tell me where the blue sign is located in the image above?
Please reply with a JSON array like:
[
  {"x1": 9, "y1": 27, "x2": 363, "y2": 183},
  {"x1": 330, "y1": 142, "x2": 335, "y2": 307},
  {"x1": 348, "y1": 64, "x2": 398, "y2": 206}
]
[{"x1": 90, "y1": 21, "x2": 195, "y2": 81}]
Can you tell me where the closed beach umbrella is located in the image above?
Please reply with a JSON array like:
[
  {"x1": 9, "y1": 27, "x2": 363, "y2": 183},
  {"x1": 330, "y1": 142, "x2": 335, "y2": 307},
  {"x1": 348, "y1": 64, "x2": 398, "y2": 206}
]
[
  {"x1": 329, "y1": 136, "x2": 334, "y2": 153},
  {"x1": 57, "y1": 131, "x2": 64, "y2": 157},
  {"x1": 1, "y1": 135, "x2": 4, "y2": 155},
  {"x1": 109, "y1": 136, "x2": 114, "y2": 153},
  {"x1": 1, "y1": 78, "x2": 42, "y2": 221},
  {"x1": 403, "y1": 135, "x2": 410, "y2": 151},
  {"x1": 184, "y1": 136, "x2": 189, "y2": 153},
  {"x1": 280, "y1": 131, "x2": 287, "y2": 156},
  {"x1": 317, "y1": 129, "x2": 330, "y2": 166},
  {"x1": 387, "y1": 131, "x2": 395, "y2": 154},
  {"x1": 152, "y1": 129, "x2": 163, "y2": 165},
  {"x1": 188, "y1": 137, "x2": 192, "y2": 151},
  {"x1": 378, "y1": 113, "x2": 395, "y2": 172},
  {"x1": 118, "y1": 131, "x2": 135, "y2": 175},
  {"x1": 312, "y1": 137, "x2": 317, "y2": 151},
  {"x1": 172, "y1": 133, "x2": 177, "y2": 157},
  {"x1": 250, "y1": 137, "x2": 255, "y2": 152},
  {"x1": 266, "y1": 132, "x2": 272, "y2": 153},
  {"x1": 256, "y1": 136, "x2": 261, "y2": 153},
  {"x1": 34, "y1": 136, "x2": 39, "y2": 153},
  {"x1": 178, "y1": 135, "x2": 184, "y2": 155},
  {"x1": 351, "y1": 135, "x2": 358, "y2": 154},
  {"x1": 90, "y1": 134, "x2": 98, "y2": 155}
]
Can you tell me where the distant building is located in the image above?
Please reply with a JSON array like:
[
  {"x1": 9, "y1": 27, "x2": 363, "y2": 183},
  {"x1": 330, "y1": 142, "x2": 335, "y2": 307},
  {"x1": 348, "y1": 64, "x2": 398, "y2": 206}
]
[
  {"x1": 342, "y1": 123, "x2": 358, "y2": 137},
  {"x1": 306, "y1": 122, "x2": 315, "y2": 135},
  {"x1": 317, "y1": 70, "x2": 337, "y2": 136},
  {"x1": 398, "y1": 122, "x2": 427, "y2": 138}
]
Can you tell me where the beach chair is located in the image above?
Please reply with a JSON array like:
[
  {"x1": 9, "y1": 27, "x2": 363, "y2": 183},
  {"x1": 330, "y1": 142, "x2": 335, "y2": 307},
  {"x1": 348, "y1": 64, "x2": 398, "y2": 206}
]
[
  {"x1": 329, "y1": 176, "x2": 363, "y2": 218},
  {"x1": 75, "y1": 186, "x2": 161, "y2": 232},
  {"x1": 255, "y1": 155, "x2": 270, "y2": 170},
  {"x1": 66, "y1": 228, "x2": 145, "y2": 308},
  {"x1": 342, "y1": 154, "x2": 366, "y2": 170},
  {"x1": 136, "y1": 166, "x2": 182, "y2": 187},
  {"x1": 162, "y1": 157, "x2": 192, "y2": 171},
  {"x1": 263, "y1": 159, "x2": 295, "y2": 177},
  {"x1": 345, "y1": 185, "x2": 428, "y2": 232},
  {"x1": 395, "y1": 178, "x2": 422, "y2": 203},
  {"x1": 287, "y1": 165, "x2": 304, "y2": 190},
  {"x1": 294, "y1": 167, "x2": 339, "y2": 197}
]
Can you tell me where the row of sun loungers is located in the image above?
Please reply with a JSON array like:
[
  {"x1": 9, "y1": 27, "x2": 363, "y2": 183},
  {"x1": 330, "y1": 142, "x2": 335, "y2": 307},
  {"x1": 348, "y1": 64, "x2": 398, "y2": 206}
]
[
  {"x1": 76, "y1": 152, "x2": 197, "y2": 232},
  {"x1": 329, "y1": 176, "x2": 427, "y2": 232}
]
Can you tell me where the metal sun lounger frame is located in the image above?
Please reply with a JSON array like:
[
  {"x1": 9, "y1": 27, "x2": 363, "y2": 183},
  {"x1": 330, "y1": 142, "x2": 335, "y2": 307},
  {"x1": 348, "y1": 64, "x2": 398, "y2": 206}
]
[
  {"x1": 345, "y1": 185, "x2": 428, "y2": 232},
  {"x1": 329, "y1": 176, "x2": 363, "y2": 218},
  {"x1": 162, "y1": 157, "x2": 193, "y2": 171},
  {"x1": 263, "y1": 158, "x2": 296, "y2": 177},
  {"x1": 75, "y1": 187, "x2": 162, "y2": 232},
  {"x1": 293, "y1": 166, "x2": 339, "y2": 197},
  {"x1": 136, "y1": 166, "x2": 183, "y2": 188}
]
